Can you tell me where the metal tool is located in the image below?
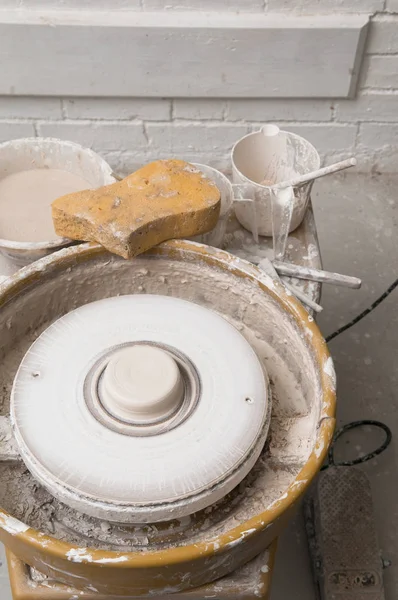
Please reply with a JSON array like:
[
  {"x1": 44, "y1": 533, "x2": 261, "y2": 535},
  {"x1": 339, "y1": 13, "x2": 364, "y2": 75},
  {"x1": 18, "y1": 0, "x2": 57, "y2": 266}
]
[
  {"x1": 259, "y1": 258, "x2": 323, "y2": 313},
  {"x1": 273, "y1": 261, "x2": 362, "y2": 289},
  {"x1": 282, "y1": 279, "x2": 323, "y2": 313}
]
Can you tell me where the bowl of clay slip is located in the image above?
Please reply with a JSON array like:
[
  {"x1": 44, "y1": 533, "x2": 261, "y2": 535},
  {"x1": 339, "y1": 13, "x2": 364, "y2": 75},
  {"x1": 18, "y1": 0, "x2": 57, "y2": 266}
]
[
  {"x1": 190, "y1": 163, "x2": 234, "y2": 248},
  {"x1": 0, "y1": 138, "x2": 115, "y2": 265}
]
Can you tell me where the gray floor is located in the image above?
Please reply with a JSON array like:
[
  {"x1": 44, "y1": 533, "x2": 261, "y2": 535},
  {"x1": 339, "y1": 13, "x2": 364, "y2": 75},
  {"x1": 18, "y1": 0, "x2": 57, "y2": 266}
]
[
  {"x1": 273, "y1": 173, "x2": 398, "y2": 599},
  {"x1": 0, "y1": 542, "x2": 10, "y2": 599},
  {"x1": 0, "y1": 173, "x2": 397, "y2": 599}
]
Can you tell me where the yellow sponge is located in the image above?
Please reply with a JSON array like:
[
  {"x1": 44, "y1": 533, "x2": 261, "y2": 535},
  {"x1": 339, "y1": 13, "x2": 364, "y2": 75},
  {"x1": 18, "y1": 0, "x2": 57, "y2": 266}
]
[{"x1": 52, "y1": 159, "x2": 221, "y2": 259}]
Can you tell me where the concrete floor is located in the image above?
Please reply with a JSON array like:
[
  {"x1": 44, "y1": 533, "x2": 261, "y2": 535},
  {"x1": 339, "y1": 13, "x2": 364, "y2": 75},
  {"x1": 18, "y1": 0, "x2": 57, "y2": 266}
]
[
  {"x1": 0, "y1": 172, "x2": 397, "y2": 599},
  {"x1": 273, "y1": 172, "x2": 398, "y2": 599}
]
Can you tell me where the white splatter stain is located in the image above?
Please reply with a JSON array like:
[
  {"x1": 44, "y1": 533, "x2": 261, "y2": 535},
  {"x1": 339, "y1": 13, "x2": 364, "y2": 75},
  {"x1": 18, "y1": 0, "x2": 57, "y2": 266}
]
[
  {"x1": 94, "y1": 556, "x2": 128, "y2": 564},
  {"x1": 302, "y1": 243, "x2": 318, "y2": 262},
  {"x1": 268, "y1": 492, "x2": 288, "y2": 509},
  {"x1": 314, "y1": 438, "x2": 325, "y2": 458},
  {"x1": 66, "y1": 548, "x2": 93, "y2": 563},
  {"x1": 323, "y1": 356, "x2": 336, "y2": 388},
  {"x1": 292, "y1": 479, "x2": 307, "y2": 489},
  {"x1": 212, "y1": 541, "x2": 220, "y2": 551},
  {"x1": 226, "y1": 527, "x2": 257, "y2": 548},
  {"x1": 0, "y1": 514, "x2": 29, "y2": 535}
]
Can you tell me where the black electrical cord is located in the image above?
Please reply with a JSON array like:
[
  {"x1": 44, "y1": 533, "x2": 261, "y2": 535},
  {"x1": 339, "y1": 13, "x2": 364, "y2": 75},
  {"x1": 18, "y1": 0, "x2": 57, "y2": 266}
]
[
  {"x1": 322, "y1": 277, "x2": 397, "y2": 467},
  {"x1": 326, "y1": 276, "x2": 398, "y2": 343},
  {"x1": 321, "y1": 420, "x2": 392, "y2": 470}
]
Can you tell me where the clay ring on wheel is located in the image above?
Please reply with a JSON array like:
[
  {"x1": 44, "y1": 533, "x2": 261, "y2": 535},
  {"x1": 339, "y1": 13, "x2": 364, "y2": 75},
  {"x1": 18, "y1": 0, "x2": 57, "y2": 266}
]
[{"x1": 11, "y1": 294, "x2": 271, "y2": 523}]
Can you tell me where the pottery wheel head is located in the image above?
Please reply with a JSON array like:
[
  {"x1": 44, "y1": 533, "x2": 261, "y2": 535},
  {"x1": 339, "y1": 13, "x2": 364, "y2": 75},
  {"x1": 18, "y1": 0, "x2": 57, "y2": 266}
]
[
  {"x1": 101, "y1": 345, "x2": 184, "y2": 424},
  {"x1": 11, "y1": 295, "x2": 271, "y2": 523}
]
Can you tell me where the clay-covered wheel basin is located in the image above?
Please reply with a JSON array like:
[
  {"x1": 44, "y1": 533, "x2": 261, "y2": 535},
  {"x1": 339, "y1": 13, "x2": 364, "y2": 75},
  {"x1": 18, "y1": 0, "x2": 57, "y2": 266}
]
[{"x1": 0, "y1": 241, "x2": 336, "y2": 596}]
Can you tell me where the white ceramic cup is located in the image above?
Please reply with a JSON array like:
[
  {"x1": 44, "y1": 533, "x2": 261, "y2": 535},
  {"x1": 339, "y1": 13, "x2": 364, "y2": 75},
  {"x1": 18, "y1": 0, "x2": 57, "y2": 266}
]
[{"x1": 231, "y1": 127, "x2": 320, "y2": 237}]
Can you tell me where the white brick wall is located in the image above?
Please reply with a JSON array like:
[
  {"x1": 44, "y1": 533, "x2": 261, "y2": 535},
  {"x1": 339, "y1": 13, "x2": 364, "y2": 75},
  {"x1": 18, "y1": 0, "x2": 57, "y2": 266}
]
[
  {"x1": 367, "y1": 16, "x2": 398, "y2": 53},
  {"x1": 386, "y1": 0, "x2": 398, "y2": 11},
  {"x1": 273, "y1": 123, "x2": 357, "y2": 153},
  {"x1": 0, "y1": 122, "x2": 36, "y2": 143},
  {"x1": 0, "y1": 98, "x2": 62, "y2": 119},
  {"x1": 63, "y1": 99, "x2": 171, "y2": 121},
  {"x1": 38, "y1": 121, "x2": 147, "y2": 152},
  {"x1": 143, "y1": 0, "x2": 264, "y2": 10},
  {"x1": 0, "y1": 2, "x2": 398, "y2": 173},
  {"x1": 362, "y1": 56, "x2": 398, "y2": 89},
  {"x1": 225, "y1": 100, "x2": 333, "y2": 122},
  {"x1": 1, "y1": 0, "x2": 142, "y2": 7},
  {"x1": 359, "y1": 123, "x2": 398, "y2": 147},
  {"x1": 173, "y1": 100, "x2": 226, "y2": 121},
  {"x1": 145, "y1": 122, "x2": 250, "y2": 153},
  {"x1": 335, "y1": 93, "x2": 398, "y2": 122},
  {"x1": 267, "y1": 0, "x2": 384, "y2": 12}
]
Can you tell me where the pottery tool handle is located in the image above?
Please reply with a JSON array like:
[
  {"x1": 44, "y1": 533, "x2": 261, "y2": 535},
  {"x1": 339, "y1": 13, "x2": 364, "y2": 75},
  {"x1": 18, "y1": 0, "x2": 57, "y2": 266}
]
[
  {"x1": 282, "y1": 279, "x2": 323, "y2": 313},
  {"x1": 259, "y1": 258, "x2": 323, "y2": 313},
  {"x1": 273, "y1": 261, "x2": 362, "y2": 289},
  {"x1": 272, "y1": 158, "x2": 357, "y2": 190}
]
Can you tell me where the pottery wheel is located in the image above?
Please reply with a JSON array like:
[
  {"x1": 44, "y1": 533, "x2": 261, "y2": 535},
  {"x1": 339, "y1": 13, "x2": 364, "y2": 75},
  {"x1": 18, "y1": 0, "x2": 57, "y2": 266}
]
[{"x1": 11, "y1": 295, "x2": 270, "y2": 523}]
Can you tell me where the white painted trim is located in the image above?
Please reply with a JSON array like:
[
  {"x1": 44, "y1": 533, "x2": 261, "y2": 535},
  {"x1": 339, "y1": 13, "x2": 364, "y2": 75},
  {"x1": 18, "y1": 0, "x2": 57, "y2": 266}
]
[
  {"x1": 0, "y1": 10, "x2": 369, "y2": 27},
  {"x1": 0, "y1": 11, "x2": 369, "y2": 98}
]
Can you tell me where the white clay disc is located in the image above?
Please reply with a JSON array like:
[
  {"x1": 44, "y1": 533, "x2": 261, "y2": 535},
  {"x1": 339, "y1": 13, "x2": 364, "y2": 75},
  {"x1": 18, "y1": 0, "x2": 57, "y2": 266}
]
[
  {"x1": 11, "y1": 295, "x2": 270, "y2": 523},
  {"x1": 101, "y1": 345, "x2": 184, "y2": 424}
]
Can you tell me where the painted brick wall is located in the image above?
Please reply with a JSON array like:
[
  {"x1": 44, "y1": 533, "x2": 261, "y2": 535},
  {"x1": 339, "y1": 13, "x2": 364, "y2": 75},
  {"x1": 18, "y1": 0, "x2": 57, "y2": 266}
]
[{"x1": 0, "y1": 1, "x2": 397, "y2": 174}]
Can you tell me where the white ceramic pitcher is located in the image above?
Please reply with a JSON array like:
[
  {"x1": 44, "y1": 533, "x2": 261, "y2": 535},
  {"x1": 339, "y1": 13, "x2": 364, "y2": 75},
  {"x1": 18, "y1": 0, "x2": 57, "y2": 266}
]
[{"x1": 231, "y1": 125, "x2": 320, "y2": 238}]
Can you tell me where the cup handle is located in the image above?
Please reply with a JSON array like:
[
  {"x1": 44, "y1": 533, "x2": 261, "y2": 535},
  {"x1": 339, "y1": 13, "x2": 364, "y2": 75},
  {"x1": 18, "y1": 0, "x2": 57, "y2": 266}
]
[{"x1": 232, "y1": 184, "x2": 259, "y2": 243}]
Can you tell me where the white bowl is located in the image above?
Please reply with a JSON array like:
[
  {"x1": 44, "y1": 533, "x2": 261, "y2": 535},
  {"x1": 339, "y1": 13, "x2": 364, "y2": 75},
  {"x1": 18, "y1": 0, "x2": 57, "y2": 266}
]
[{"x1": 0, "y1": 137, "x2": 115, "y2": 265}]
